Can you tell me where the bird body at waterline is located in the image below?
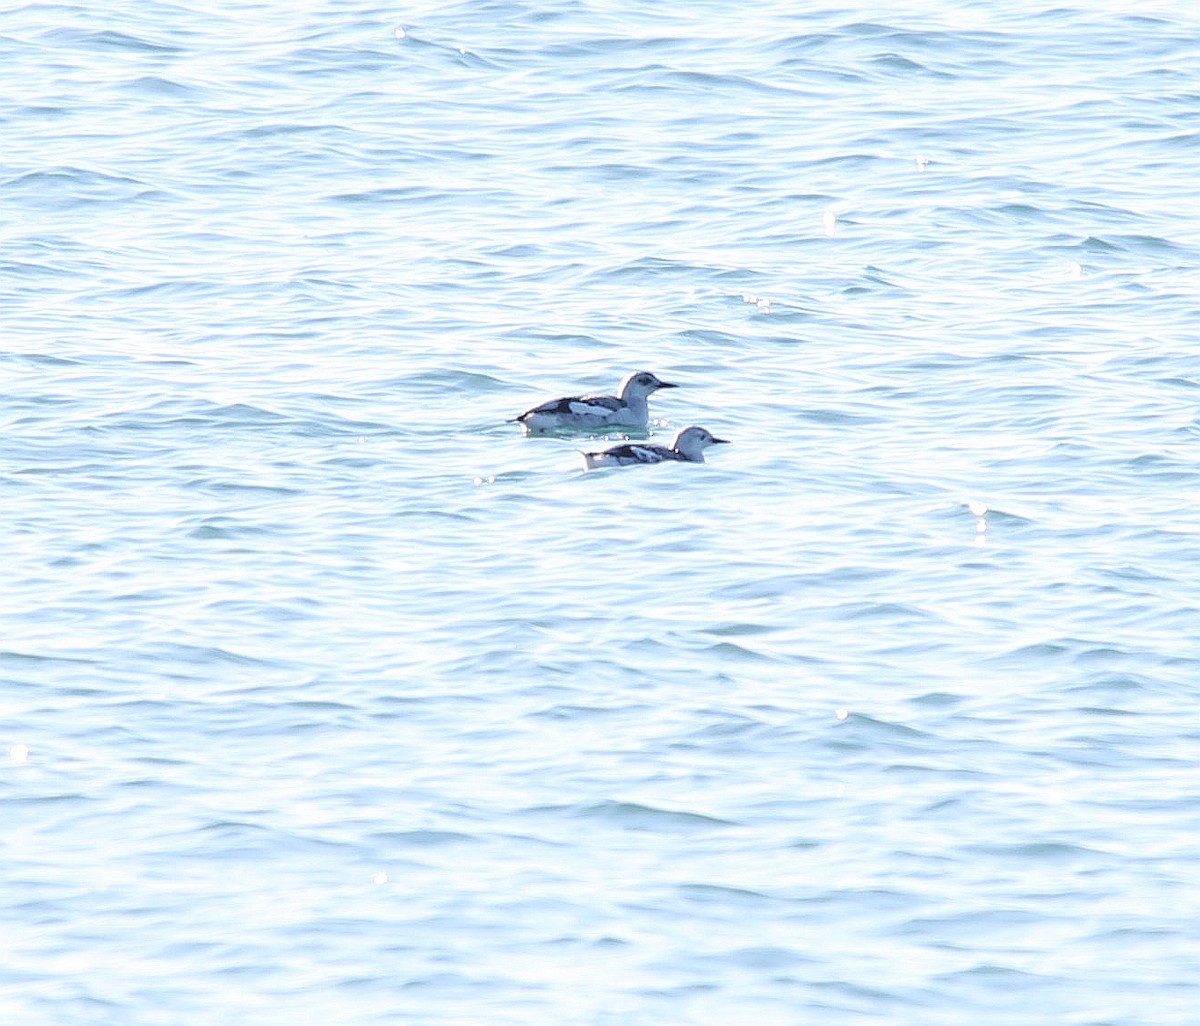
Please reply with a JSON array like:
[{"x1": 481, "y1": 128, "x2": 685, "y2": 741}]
[
  {"x1": 513, "y1": 370, "x2": 677, "y2": 434},
  {"x1": 582, "y1": 426, "x2": 729, "y2": 470}
]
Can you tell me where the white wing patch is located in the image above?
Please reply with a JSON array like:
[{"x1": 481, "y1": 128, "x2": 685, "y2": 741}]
[
  {"x1": 628, "y1": 445, "x2": 668, "y2": 463},
  {"x1": 567, "y1": 397, "x2": 621, "y2": 418}
]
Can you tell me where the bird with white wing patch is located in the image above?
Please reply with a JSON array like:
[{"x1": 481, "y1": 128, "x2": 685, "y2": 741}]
[
  {"x1": 582, "y1": 426, "x2": 729, "y2": 470},
  {"x1": 513, "y1": 370, "x2": 678, "y2": 434}
]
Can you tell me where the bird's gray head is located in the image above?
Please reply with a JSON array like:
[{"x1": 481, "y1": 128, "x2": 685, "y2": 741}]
[
  {"x1": 619, "y1": 370, "x2": 678, "y2": 401},
  {"x1": 672, "y1": 425, "x2": 730, "y2": 461}
]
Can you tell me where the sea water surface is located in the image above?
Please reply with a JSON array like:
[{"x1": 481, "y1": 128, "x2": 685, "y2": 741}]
[{"x1": 3, "y1": 1, "x2": 1200, "y2": 1023}]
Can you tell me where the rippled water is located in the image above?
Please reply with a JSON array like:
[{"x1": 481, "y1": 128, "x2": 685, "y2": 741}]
[{"x1": 4, "y1": 2, "x2": 1200, "y2": 1023}]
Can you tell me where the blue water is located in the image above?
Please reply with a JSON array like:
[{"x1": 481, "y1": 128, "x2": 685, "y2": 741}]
[{"x1": 4, "y1": 1, "x2": 1200, "y2": 1022}]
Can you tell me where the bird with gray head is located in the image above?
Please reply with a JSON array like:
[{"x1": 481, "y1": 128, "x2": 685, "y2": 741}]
[
  {"x1": 582, "y1": 425, "x2": 729, "y2": 470},
  {"x1": 513, "y1": 370, "x2": 678, "y2": 434}
]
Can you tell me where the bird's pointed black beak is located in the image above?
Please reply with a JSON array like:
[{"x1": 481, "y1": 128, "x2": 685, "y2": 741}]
[{"x1": 657, "y1": 381, "x2": 679, "y2": 389}]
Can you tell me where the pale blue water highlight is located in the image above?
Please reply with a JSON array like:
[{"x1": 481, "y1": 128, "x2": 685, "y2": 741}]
[{"x1": 4, "y1": 2, "x2": 1200, "y2": 1023}]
